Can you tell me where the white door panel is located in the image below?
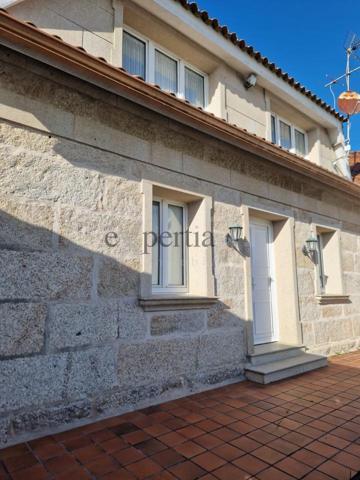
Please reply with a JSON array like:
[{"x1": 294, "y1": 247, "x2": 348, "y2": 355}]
[{"x1": 250, "y1": 219, "x2": 278, "y2": 345}]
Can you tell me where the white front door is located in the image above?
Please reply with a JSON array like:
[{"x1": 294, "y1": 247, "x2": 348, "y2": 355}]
[{"x1": 250, "y1": 218, "x2": 278, "y2": 345}]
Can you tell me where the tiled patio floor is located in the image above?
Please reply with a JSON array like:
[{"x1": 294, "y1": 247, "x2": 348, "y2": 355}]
[{"x1": 2, "y1": 352, "x2": 360, "y2": 480}]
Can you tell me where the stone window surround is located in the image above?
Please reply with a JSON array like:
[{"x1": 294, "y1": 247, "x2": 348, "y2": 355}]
[
  {"x1": 140, "y1": 180, "x2": 215, "y2": 309},
  {"x1": 313, "y1": 224, "x2": 347, "y2": 302}
]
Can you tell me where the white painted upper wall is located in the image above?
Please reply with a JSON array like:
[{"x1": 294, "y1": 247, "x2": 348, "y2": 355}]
[{"x1": 5, "y1": 0, "x2": 351, "y2": 178}]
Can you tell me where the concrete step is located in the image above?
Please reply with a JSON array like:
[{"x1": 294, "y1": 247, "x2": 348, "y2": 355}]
[
  {"x1": 245, "y1": 353, "x2": 328, "y2": 384},
  {"x1": 248, "y1": 343, "x2": 305, "y2": 366}
]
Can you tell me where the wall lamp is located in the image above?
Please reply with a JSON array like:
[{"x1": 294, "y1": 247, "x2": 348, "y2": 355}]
[
  {"x1": 228, "y1": 224, "x2": 243, "y2": 248},
  {"x1": 244, "y1": 73, "x2": 257, "y2": 89},
  {"x1": 302, "y1": 235, "x2": 319, "y2": 261}
]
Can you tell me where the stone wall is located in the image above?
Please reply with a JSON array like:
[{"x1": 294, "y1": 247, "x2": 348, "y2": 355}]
[{"x1": 0, "y1": 47, "x2": 360, "y2": 446}]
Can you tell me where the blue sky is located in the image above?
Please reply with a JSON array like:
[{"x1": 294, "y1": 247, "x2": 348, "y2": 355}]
[{"x1": 195, "y1": 0, "x2": 360, "y2": 149}]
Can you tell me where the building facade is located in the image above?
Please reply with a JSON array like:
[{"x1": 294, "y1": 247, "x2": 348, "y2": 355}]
[{"x1": 0, "y1": 0, "x2": 359, "y2": 446}]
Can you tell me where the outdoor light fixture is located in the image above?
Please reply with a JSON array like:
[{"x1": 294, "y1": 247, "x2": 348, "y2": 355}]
[
  {"x1": 302, "y1": 235, "x2": 319, "y2": 259},
  {"x1": 229, "y1": 224, "x2": 243, "y2": 244},
  {"x1": 244, "y1": 73, "x2": 257, "y2": 89}
]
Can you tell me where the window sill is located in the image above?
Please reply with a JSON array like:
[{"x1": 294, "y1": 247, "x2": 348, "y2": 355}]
[
  {"x1": 139, "y1": 295, "x2": 218, "y2": 311},
  {"x1": 316, "y1": 294, "x2": 350, "y2": 305}
]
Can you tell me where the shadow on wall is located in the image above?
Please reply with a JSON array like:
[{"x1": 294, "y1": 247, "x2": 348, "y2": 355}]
[{"x1": 0, "y1": 209, "x2": 248, "y2": 447}]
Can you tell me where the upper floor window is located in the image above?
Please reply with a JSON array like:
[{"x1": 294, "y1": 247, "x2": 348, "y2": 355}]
[
  {"x1": 271, "y1": 114, "x2": 307, "y2": 157},
  {"x1": 122, "y1": 28, "x2": 207, "y2": 108}
]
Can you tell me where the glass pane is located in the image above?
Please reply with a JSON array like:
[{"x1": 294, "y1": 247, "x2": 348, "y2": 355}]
[
  {"x1": 123, "y1": 32, "x2": 146, "y2": 79},
  {"x1": 295, "y1": 129, "x2": 306, "y2": 156},
  {"x1": 155, "y1": 50, "x2": 178, "y2": 93},
  {"x1": 167, "y1": 204, "x2": 184, "y2": 286},
  {"x1": 279, "y1": 120, "x2": 292, "y2": 150},
  {"x1": 271, "y1": 115, "x2": 277, "y2": 144},
  {"x1": 152, "y1": 201, "x2": 160, "y2": 286},
  {"x1": 185, "y1": 67, "x2": 205, "y2": 107}
]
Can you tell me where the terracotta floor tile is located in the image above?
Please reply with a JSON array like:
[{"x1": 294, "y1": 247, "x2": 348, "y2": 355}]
[
  {"x1": 247, "y1": 429, "x2": 277, "y2": 445},
  {"x1": 212, "y1": 463, "x2": 251, "y2": 480},
  {"x1": 305, "y1": 441, "x2": 339, "y2": 458},
  {"x1": 123, "y1": 431, "x2": 151, "y2": 446},
  {"x1": 211, "y1": 428, "x2": 239, "y2": 443},
  {"x1": 192, "y1": 452, "x2": 226, "y2": 472},
  {"x1": 150, "y1": 448, "x2": 185, "y2": 468},
  {"x1": 90, "y1": 429, "x2": 116, "y2": 443},
  {"x1": 126, "y1": 458, "x2": 163, "y2": 479},
  {"x1": 291, "y1": 449, "x2": 327, "y2": 468},
  {"x1": 159, "y1": 432, "x2": 187, "y2": 448},
  {"x1": 62, "y1": 436, "x2": 93, "y2": 451},
  {"x1": 256, "y1": 466, "x2": 295, "y2": 480},
  {"x1": 85, "y1": 454, "x2": 119, "y2": 476},
  {"x1": 101, "y1": 468, "x2": 136, "y2": 479},
  {"x1": 44, "y1": 454, "x2": 79, "y2": 475},
  {"x1": 100, "y1": 437, "x2": 128, "y2": 454},
  {"x1": 275, "y1": 457, "x2": 313, "y2": 479},
  {"x1": 112, "y1": 423, "x2": 140, "y2": 437},
  {"x1": 252, "y1": 445, "x2": 285, "y2": 465},
  {"x1": 318, "y1": 433, "x2": 351, "y2": 450},
  {"x1": 32, "y1": 443, "x2": 65, "y2": 461},
  {"x1": 282, "y1": 431, "x2": 313, "y2": 448},
  {"x1": 10, "y1": 464, "x2": 48, "y2": 480},
  {"x1": 177, "y1": 426, "x2": 204, "y2": 440},
  {"x1": 4, "y1": 453, "x2": 38, "y2": 473},
  {"x1": 230, "y1": 436, "x2": 262, "y2": 452},
  {"x1": 174, "y1": 442, "x2": 206, "y2": 459},
  {"x1": 73, "y1": 444, "x2": 104, "y2": 463},
  {"x1": 269, "y1": 438, "x2": 299, "y2": 456},
  {"x1": 195, "y1": 420, "x2": 221, "y2": 433},
  {"x1": 211, "y1": 443, "x2": 245, "y2": 461},
  {"x1": 262, "y1": 424, "x2": 290, "y2": 438},
  {"x1": 296, "y1": 426, "x2": 324, "y2": 440},
  {"x1": 53, "y1": 466, "x2": 92, "y2": 480},
  {"x1": 136, "y1": 439, "x2": 167, "y2": 456},
  {"x1": 169, "y1": 460, "x2": 206, "y2": 480},
  {"x1": 332, "y1": 450, "x2": 360, "y2": 470},
  {"x1": 113, "y1": 447, "x2": 145, "y2": 466},
  {"x1": 302, "y1": 469, "x2": 338, "y2": 479},
  {"x1": 233, "y1": 454, "x2": 268, "y2": 475},
  {"x1": 144, "y1": 425, "x2": 171, "y2": 438},
  {"x1": 194, "y1": 434, "x2": 223, "y2": 450},
  {"x1": 331, "y1": 427, "x2": 359, "y2": 442},
  {"x1": 318, "y1": 459, "x2": 355, "y2": 480}
]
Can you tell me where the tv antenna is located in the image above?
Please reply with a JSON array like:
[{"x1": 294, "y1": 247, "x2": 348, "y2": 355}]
[{"x1": 325, "y1": 32, "x2": 360, "y2": 151}]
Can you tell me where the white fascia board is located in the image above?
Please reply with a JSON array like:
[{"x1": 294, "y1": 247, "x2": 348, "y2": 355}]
[{"x1": 131, "y1": 0, "x2": 341, "y2": 129}]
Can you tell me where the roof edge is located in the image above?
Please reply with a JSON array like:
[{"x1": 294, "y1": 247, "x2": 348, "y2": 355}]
[{"x1": 0, "y1": 9, "x2": 358, "y2": 200}]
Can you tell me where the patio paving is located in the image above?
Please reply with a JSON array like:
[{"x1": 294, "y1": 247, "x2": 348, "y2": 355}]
[{"x1": 1, "y1": 352, "x2": 360, "y2": 480}]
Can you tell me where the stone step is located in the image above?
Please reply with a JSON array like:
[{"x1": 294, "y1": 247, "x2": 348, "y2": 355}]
[
  {"x1": 245, "y1": 353, "x2": 328, "y2": 384},
  {"x1": 248, "y1": 344, "x2": 305, "y2": 366}
]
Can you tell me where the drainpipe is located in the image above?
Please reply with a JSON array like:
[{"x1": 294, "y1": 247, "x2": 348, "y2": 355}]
[{"x1": 332, "y1": 142, "x2": 352, "y2": 180}]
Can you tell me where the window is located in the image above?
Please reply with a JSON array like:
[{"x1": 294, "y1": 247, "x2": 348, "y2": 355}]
[
  {"x1": 271, "y1": 114, "x2": 307, "y2": 157},
  {"x1": 122, "y1": 28, "x2": 207, "y2": 108},
  {"x1": 123, "y1": 31, "x2": 146, "y2": 79},
  {"x1": 314, "y1": 227, "x2": 344, "y2": 297},
  {"x1": 155, "y1": 50, "x2": 178, "y2": 94},
  {"x1": 152, "y1": 198, "x2": 187, "y2": 292},
  {"x1": 185, "y1": 67, "x2": 205, "y2": 107},
  {"x1": 317, "y1": 234, "x2": 326, "y2": 294}
]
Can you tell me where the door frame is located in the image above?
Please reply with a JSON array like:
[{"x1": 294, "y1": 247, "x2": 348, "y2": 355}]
[{"x1": 250, "y1": 217, "x2": 279, "y2": 345}]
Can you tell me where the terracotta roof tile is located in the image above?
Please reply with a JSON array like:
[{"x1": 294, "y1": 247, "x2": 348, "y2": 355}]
[{"x1": 173, "y1": 0, "x2": 344, "y2": 121}]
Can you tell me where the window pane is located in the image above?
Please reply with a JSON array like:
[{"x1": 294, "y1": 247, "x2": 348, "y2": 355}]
[
  {"x1": 295, "y1": 129, "x2": 306, "y2": 156},
  {"x1": 167, "y1": 204, "x2": 184, "y2": 286},
  {"x1": 271, "y1": 115, "x2": 277, "y2": 144},
  {"x1": 155, "y1": 50, "x2": 178, "y2": 93},
  {"x1": 185, "y1": 67, "x2": 205, "y2": 107},
  {"x1": 279, "y1": 120, "x2": 292, "y2": 150},
  {"x1": 123, "y1": 32, "x2": 146, "y2": 79},
  {"x1": 152, "y1": 201, "x2": 160, "y2": 286}
]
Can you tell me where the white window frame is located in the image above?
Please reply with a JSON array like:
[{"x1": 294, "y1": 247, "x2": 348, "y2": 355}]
[
  {"x1": 270, "y1": 113, "x2": 308, "y2": 158},
  {"x1": 123, "y1": 25, "x2": 208, "y2": 108},
  {"x1": 152, "y1": 196, "x2": 188, "y2": 294}
]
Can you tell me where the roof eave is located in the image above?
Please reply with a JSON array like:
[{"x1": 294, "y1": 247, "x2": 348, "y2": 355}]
[{"x1": 0, "y1": 9, "x2": 358, "y2": 200}]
